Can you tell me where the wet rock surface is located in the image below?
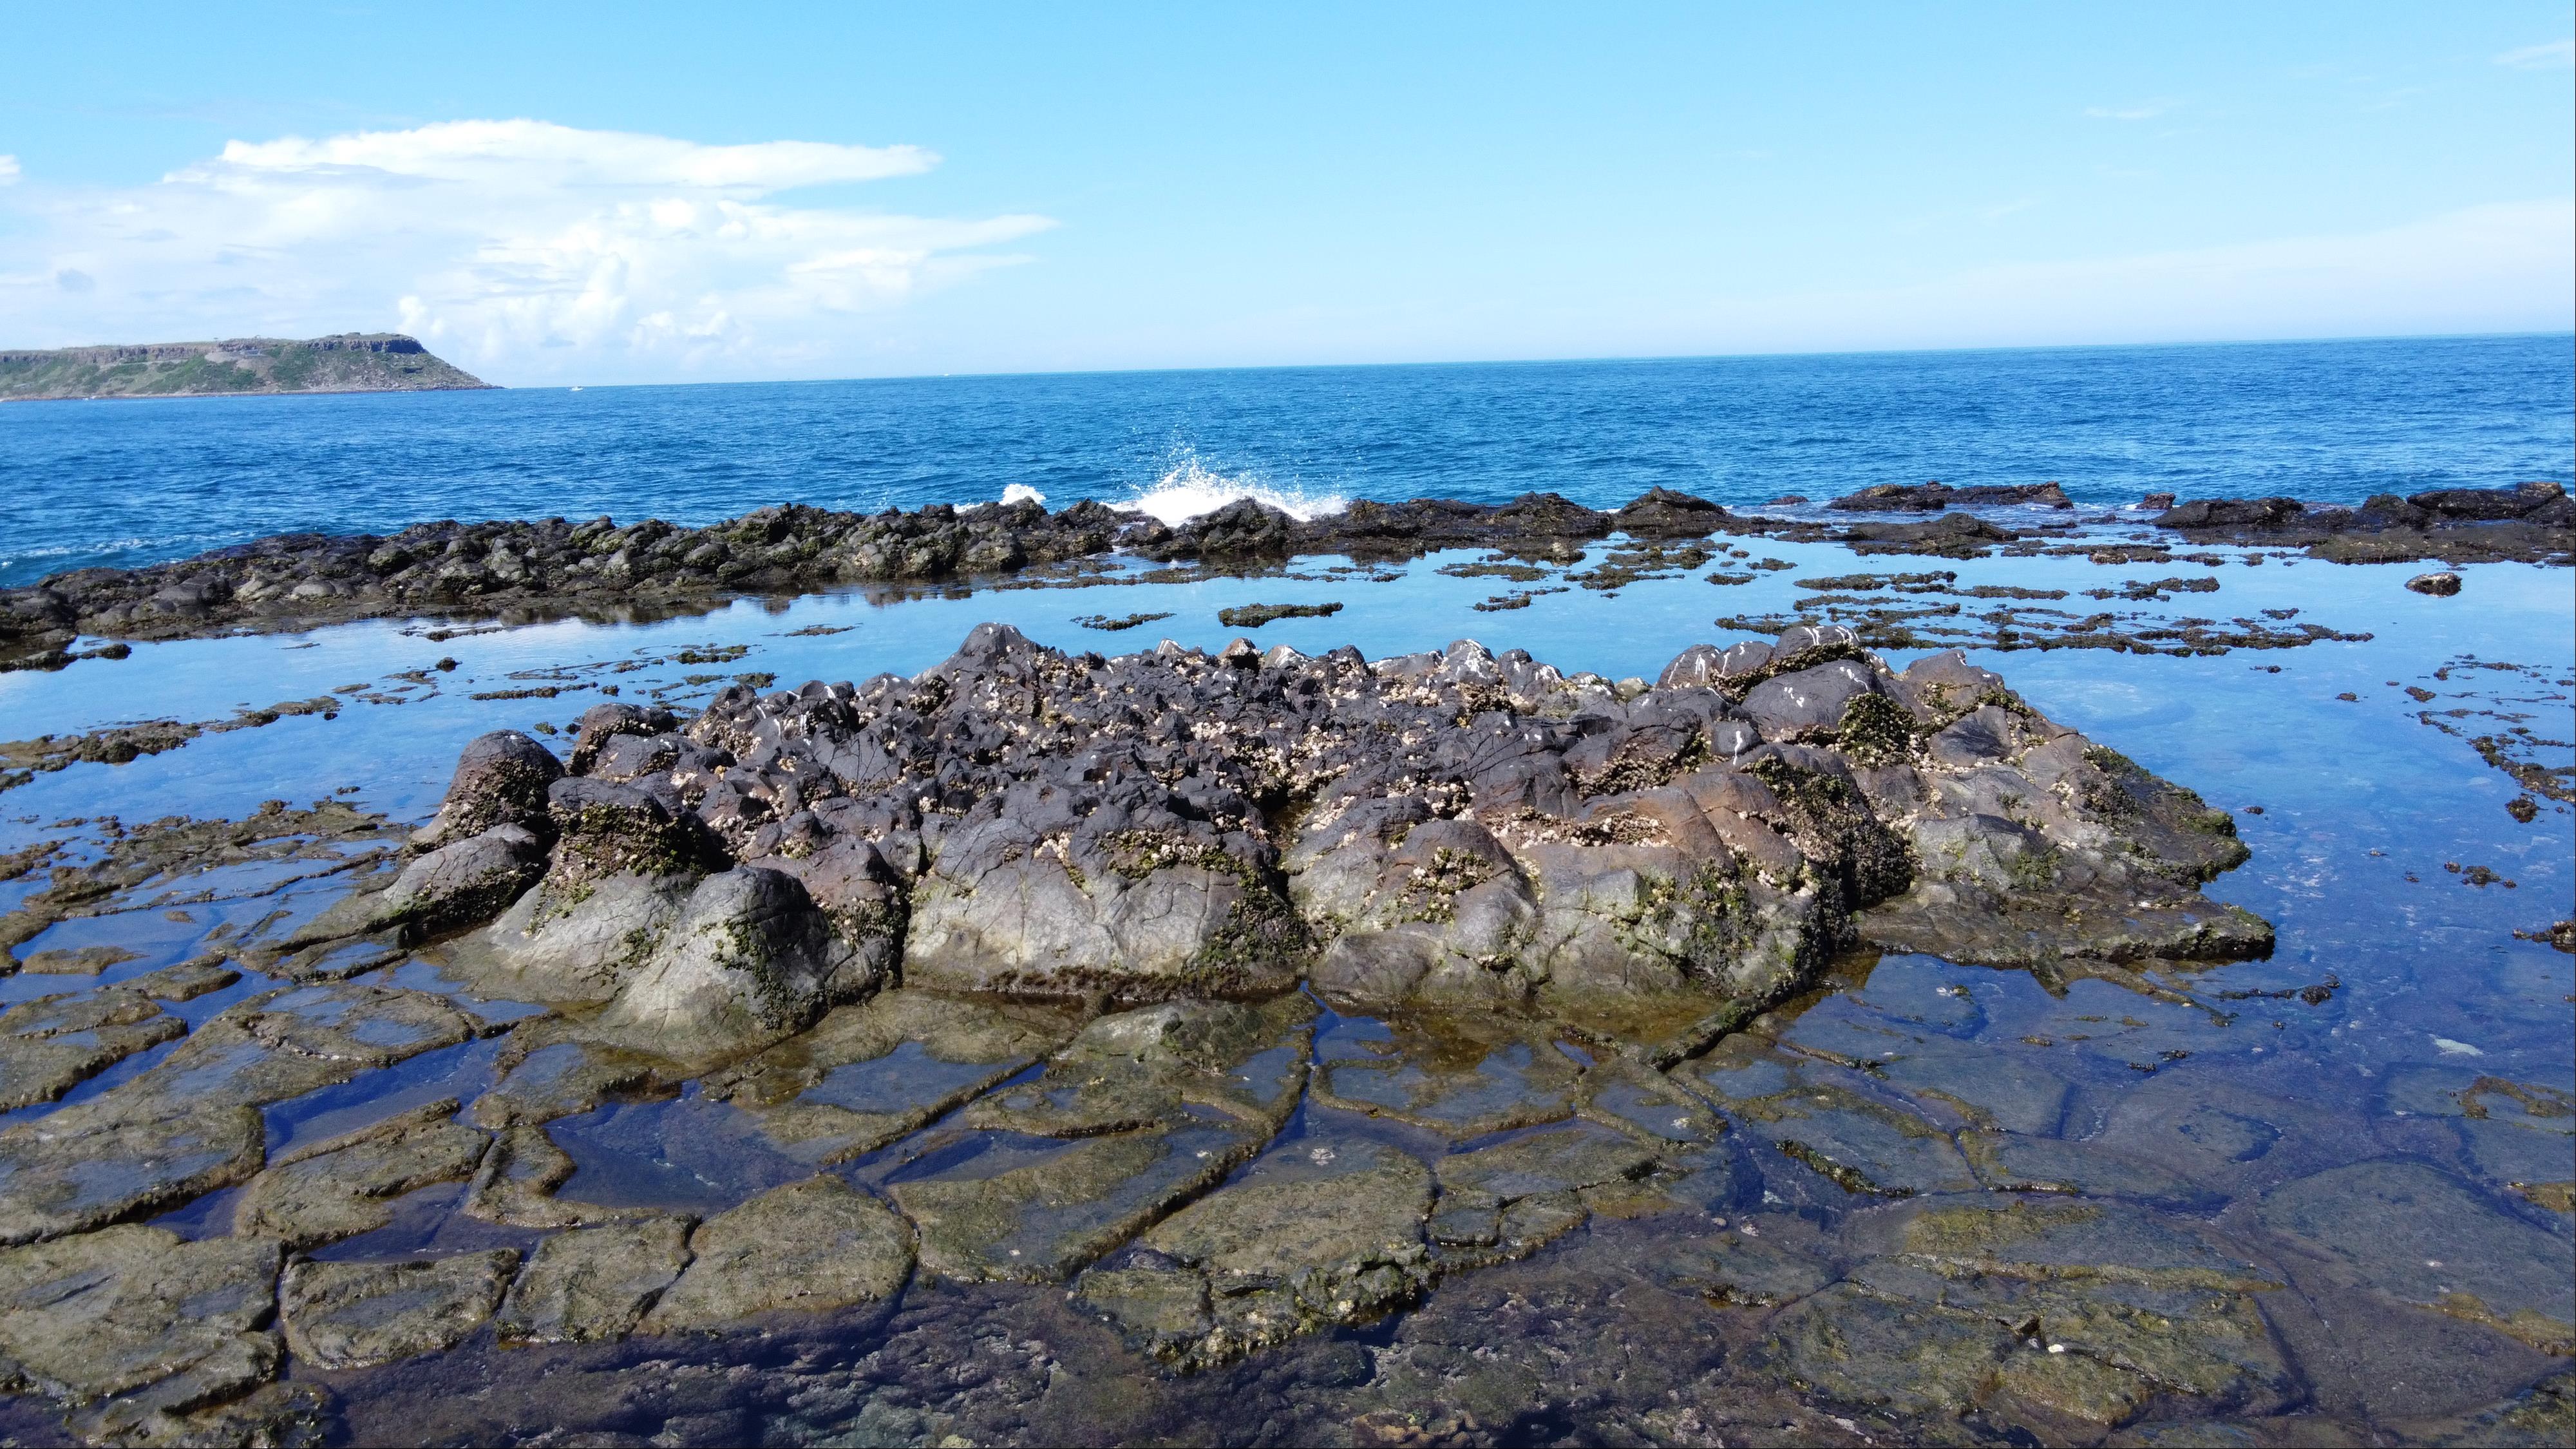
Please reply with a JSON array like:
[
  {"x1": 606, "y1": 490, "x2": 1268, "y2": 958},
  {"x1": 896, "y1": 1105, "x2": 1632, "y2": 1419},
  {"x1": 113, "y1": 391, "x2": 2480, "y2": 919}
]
[
  {"x1": 0, "y1": 572, "x2": 2568, "y2": 1446},
  {"x1": 641, "y1": 1176, "x2": 911, "y2": 1332},
  {"x1": 279, "y1": 1249, "x2": 520, "y2": 1369}
]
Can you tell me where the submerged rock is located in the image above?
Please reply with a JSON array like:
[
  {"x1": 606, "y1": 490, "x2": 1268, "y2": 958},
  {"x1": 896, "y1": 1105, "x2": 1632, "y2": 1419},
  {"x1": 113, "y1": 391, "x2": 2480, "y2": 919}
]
[
  {"x1": 704, "y1": 988, "x2": 1079, "y2": 1164},
  {"x1": 1074, "y1": 1148, "x2": 1435, "y2": 1370},
  {"x1": 232, "y1": 1099, "x2": 489, "y2": 1249},
  {"x1": 2260, "y1": 1160, "x2": 2575, "y2": 1354},
  {"x1": 0, "y1": 985, "x2": 187, "y2": 1111},
  {"x1": 894, "y1": 996, "x2": 1315, "y2": 1284}
]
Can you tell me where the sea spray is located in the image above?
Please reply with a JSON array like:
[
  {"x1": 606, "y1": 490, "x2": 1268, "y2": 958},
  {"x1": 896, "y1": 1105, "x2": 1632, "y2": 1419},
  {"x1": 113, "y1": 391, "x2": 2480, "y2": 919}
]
[{"x1": 1115, "y1": 451, "x2": 1349, "y2": 526}]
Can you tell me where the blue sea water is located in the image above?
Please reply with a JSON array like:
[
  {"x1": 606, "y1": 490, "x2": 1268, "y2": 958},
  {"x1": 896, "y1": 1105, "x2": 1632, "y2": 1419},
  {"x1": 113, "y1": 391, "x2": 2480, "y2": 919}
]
[{"x1": 3, "y1": 333, "x2": 2569, "y2": 587}]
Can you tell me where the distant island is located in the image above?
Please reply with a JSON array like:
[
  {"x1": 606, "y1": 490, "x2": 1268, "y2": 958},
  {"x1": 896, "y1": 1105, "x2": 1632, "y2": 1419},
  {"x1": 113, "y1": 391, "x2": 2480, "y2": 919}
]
[{"x1": 0, "y1": 333, "x2": 491, "y2": 401}]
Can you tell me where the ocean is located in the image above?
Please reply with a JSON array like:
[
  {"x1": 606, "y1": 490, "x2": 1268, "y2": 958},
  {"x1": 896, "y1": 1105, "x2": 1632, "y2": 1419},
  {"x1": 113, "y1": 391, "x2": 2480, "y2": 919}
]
[{"x1": 3, "y1": 332, "x2": 2569, "y2": 587}]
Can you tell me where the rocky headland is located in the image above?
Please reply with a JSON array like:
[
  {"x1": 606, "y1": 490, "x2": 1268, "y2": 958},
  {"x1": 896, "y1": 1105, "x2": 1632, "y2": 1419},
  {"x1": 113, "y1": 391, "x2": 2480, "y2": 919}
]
[
  {"x1": 5, "y1": 480, "x2": 2565, "y2": 672},
  {"x1": 0, "y1": 333, "x2": 488, "y2": 402}
]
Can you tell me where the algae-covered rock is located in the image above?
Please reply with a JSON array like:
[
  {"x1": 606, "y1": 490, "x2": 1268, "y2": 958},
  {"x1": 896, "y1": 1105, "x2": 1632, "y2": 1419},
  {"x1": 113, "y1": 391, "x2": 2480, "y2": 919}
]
[
  {"x1": 640, "y1": 1177, "x2": 910, "y2": 1332},
  {"x1": 0, "y1": 1225, "x2": 281, "y2": 1405},
  {"x1": 279, "y1": 1251, "x2": 520, "y2": 1369},
  {"x1": 1074, "y1": 1148, "x2": 1434, "y2": 1370},
  {"x1": 0, "y1": 1099, "x2": 265, "y2": 1245},
  {"x1": 232, "y1": 1099, "x2": 489, "y2": 1249},
  {"x1": 497, "y1": 1216, "x2": 693, "y2": 1343},
  {"x1": 2260, "y1": 1160, "x2": 2575, "y2": 1353},
  {"x1": 1426, "y1": 1124, "x2": 1660, "y2": 1267},
  {"x1": 893, "y1": 1122, "x2": 1261, "y2": 1284},
  {"x1": 1877, "y1": 1197, "x2": 2277, "y2": 1292},
  {"x1": 1750, "y1": 1280, "x2": 2016, "y2": 1417}
]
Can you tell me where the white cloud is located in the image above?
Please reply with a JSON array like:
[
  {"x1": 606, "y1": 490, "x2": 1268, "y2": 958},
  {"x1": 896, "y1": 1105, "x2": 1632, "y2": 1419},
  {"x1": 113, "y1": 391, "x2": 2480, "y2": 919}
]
[
  {"x1": 0, "y1": 120, "x2": 1052, "y2": 381},
  {"x1": 2494, "y1": 39, "x2": 2573, "y2": 68},
  {"x1": 0, "y1": 155, "x2": 19, "y2": 185}
]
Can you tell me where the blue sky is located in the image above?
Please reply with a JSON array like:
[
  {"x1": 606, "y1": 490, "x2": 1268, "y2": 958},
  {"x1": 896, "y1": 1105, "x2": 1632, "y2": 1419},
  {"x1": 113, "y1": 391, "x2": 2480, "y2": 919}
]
[{"x1": 3, "y1": 3, "x2": 2569, "y2": 383}]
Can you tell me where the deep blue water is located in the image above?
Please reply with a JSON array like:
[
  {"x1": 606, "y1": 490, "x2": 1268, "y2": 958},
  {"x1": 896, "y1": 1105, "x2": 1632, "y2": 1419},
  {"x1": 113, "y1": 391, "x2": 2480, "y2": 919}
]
[{"x1": 3, "y1": 332, "x2": 2568, "y2": 587}]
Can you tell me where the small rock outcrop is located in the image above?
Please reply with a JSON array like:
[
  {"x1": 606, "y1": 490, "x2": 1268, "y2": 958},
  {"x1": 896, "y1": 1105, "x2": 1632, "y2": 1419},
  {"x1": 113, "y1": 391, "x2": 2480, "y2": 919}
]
[{"x1": 386, "y1": 623, "x2": 2266, "y2": 1050}]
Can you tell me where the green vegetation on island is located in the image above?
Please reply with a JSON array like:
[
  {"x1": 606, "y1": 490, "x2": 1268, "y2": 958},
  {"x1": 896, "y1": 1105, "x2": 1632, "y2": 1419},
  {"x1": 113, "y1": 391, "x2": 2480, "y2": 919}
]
[{"x1": 0, "y1": 334, "x2": 491, "y2": 401}]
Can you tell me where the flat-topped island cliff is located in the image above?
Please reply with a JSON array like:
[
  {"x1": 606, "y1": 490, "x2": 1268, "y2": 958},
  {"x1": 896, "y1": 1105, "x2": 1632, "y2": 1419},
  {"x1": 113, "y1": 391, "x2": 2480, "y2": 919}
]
[{"x1": 0, "y1": 334, "x2": 489, "y2": 402}]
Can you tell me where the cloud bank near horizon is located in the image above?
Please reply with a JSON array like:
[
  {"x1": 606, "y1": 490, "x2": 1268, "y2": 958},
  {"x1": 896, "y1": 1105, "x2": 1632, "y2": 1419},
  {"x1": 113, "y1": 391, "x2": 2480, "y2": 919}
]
[{"x1": 0, "y1": 120, "x2": 1054, "y2": 383}]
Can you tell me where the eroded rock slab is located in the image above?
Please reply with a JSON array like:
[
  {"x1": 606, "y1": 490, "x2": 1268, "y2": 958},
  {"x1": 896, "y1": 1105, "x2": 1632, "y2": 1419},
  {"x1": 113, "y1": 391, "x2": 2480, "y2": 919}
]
[
  {"x1": 0, "y1": 1225, "x2": 281, "y2": 1405},
  {"x1": 1428, "y1": 1124, "x2": 1661, "y2": 1267},
  {"x1": 2261, "y1": 1160, "x2": 2575, "y2": 1353},
  {"x1": 232, "y1": 1099, "x2": 489, "y2": 1249},
  {"x1": 892, "y1": 1122, "x2": 1260, "y2": 1285},
  {"x1": 1074, "y1": 1146, "x2": 1434, "y2": 1370},
  {"x1": 497, "y1": 1215, "x2": 692, "y2": 1343},
  {"x1": 704, "y1": 989, "x2": 1080, "y2": 1164},
  {"x1": 0, "y1": 1099, "x2": 265, "y2": 1246},
  {"x1": 0, "y1": 987, "x2": 187, "y2": 1111},
  {"x1": 640, "y1": 1177, "x2": 910, "y2": 1332},
  {"x1": 279, "y1": 1250, "x2": 519, "y2": 1369}
]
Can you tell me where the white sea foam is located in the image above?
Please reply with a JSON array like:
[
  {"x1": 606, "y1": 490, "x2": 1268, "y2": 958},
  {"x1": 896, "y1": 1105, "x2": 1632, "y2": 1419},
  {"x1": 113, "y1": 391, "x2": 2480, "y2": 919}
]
[
  {"x1": 1001, "y1": 483, "x2": 1046, "y2": 507},
  {"x1": 1113, "y1": 454, "x2": 1348, "y2": 526}
]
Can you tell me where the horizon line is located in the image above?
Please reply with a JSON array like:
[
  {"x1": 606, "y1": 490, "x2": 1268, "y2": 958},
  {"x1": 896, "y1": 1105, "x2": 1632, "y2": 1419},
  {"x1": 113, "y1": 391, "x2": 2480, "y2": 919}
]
[{"x1": 498, "y1": 327, "x2": 2576, "y2": 393}]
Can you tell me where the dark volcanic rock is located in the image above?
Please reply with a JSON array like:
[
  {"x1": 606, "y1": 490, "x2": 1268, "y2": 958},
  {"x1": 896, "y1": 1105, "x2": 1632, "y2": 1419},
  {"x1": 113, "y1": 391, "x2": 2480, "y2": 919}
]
[
  {"x1": 1828, "y1": 482, "x2": 2072, "y2": 511},
  {"x1": 6, "y1": 480, "x2": 2564, "y2": 670},
  {"x1": 2149, "y1": 481, "x2": 2570, "y2": 565},
  {"x1": 413, "y1": 623, "x2": 2268, "y2": 1025},
  {"x1": 414, "y1": 730, "x2": 563, "y2": 849}
]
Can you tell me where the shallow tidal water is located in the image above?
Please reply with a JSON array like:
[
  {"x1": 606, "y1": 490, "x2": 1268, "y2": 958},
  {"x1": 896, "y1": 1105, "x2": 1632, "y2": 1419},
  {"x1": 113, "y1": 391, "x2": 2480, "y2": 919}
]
[{"x1": 2, "y1": 529, "x2": 2570, "y2": 1446}]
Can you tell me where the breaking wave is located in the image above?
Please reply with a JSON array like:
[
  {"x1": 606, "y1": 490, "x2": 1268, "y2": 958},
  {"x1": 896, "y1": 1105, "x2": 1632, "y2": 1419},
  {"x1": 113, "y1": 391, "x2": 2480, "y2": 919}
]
[{"x1": 1113, "y1": 453, "x2": 1348, "y2": 526}]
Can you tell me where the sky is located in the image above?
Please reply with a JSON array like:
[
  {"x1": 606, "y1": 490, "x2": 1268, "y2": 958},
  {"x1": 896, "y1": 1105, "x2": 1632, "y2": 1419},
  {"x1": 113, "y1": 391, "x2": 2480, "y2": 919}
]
[{"x1": 1, "y1": 3, "x2": 2570, "y2": 385}]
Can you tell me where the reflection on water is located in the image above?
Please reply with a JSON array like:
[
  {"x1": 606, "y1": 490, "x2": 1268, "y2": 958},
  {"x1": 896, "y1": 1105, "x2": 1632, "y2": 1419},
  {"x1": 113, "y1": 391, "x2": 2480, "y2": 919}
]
[{"x1": 1, "y1": 536, "x2": 2569, "y2": 1445}]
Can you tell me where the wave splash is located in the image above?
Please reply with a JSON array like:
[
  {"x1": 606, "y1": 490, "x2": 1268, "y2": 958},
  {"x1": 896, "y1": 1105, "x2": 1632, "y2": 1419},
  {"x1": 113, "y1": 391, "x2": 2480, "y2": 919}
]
[{"x1": 1113, "y1": 453, "x2": 1348, "y2": 527}]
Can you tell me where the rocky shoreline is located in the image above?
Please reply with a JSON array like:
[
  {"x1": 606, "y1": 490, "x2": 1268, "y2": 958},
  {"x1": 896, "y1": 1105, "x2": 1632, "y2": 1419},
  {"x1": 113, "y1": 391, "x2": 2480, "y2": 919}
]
[
  {"x1": 5, "y1": 621, "x2": 2576, "y2": 1443},
  {"x1": 5, "y1": 480, "x2": 2564, "y2": 672}
]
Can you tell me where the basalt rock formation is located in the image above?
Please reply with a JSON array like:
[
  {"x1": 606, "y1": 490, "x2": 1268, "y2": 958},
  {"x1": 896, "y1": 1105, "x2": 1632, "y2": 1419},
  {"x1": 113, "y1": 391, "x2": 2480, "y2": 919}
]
[
  {"x1": 1827, "y1": 482, "x2": 2075, "y2": 511},
  {"x1": 350, "y1": 623, "x2": 2266, "y2": 1064},
  {"x1": 2148, "y1": 480, "x2": 2573, "y2": 564}
]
